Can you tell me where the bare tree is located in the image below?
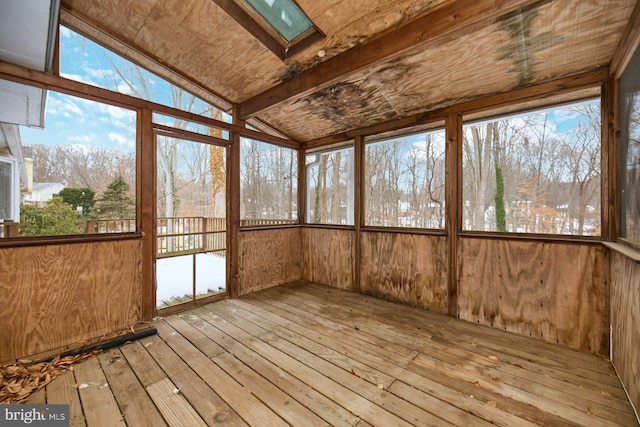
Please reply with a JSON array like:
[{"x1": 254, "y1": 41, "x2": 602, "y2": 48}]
[
  {"x1": 463, "y1": 123, "x2": 495, "y2": 230},
  {"x1": 558, "y1": 103, "x2": 601, "y2": 235}
]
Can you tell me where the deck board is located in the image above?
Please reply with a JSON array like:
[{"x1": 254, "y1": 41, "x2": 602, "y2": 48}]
[
  {"x1": 97, "y1": 349, "x2": 167, "y2": 427},
  {"x1": 42, "y1": 282, "x2": 638, "y2": 427}
]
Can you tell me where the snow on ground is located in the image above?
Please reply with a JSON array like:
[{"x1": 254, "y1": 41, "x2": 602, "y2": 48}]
[{"x1": 156, "y1": 253, "x2": 226, "y2": 306}]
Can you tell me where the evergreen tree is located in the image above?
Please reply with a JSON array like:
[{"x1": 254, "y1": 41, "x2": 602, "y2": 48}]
[
  {"x1": 19, "y1": 197, "x2": 81, "y2": 236},
  {"x1": 94, "y1": 175, "x2": 135, "y2": 219},
  {"x1": 58, "y1": 187, "x2": 95, "y2": 217}
]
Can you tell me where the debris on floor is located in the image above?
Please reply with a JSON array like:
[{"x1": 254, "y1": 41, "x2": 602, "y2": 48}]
[{"x1": 0, "y1": 352, "x2": 99, "y2": 404}]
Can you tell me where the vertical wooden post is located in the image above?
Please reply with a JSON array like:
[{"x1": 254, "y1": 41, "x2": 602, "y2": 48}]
[
  {"x1": 228, "y1": 106, "x2": 242, "y2": 297},
  {"x1": 4, "y1": 222, "x2": 19, "y2": 237},
  {"x1": 201, "y1": 216, "x2": 208, "y2": 251},
  {"x1": 353, "y1": 135, "x2": 364, "y2": 293},
  {"x1": 298, "y1": 147, "x2": 306, "y2": 223},
  {"x1": 601, "y1": 78, "x2": 619, "y2": 241},
  {"x1": 139, "y1": 108, "x2": 156, "y2": 320},
  {"x1": 445, "y1": 113, "x2": 462, "y2": 318}
]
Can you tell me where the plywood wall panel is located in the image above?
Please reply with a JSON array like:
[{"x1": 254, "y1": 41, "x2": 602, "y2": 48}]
[
  {"x1": 238, "y1": 228, "x2": 302, "y2": 295},
  {"x1": 610, "y1": 250, "x2": 640, "y2": 415},
  {"x1": 301, "y1": 228, "x2": 354, "y2": 290},
  {"x1": 458, "y1": 238, "x2": 609, "y2": 354},
  {"x1": 0, "y1": 240, "x2": 142, "y2": 362},
  {"x1": 360, "y1": 231, "x2": 448, "y2": 314}
]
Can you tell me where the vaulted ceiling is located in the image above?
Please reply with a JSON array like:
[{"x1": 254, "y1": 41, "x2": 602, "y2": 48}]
[{"x1": 60, "y1": 0, "x2": 637, "y2": 143}]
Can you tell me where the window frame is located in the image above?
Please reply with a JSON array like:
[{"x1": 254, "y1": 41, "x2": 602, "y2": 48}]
[
  {"x1": 239, "y1": 137, "x2": 299, "y2": 227},
  {"x1": 0, "y1": 77, "x2": 141, "y2": 245},
  {"x1": 363, "y1": 128, "x2": 447, "y2": 231},
  {"x1": 618, "y1": 42, "x2": 640, "y2": 250},
  {"x1": 212, "y1": 0, "x2": 324, "y2": 60},
  {"x1": 304, "y1": 145, "x2": 355, "y2": 226},
  {"x1": 0, "y1": 155, "x2": 19, "y2": 223},
  {"x1": 459, "y1": 97, "x2": 603, "y2": 239}
]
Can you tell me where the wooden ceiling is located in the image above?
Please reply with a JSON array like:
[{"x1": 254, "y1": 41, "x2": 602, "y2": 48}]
[{"x1": 60, "y1": 0, "x2": 637, "y2": 144}]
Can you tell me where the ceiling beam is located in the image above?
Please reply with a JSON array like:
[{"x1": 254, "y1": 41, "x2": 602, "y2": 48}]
[
  {"x1": 610, "y1": 0, "x2": 640, "y2": 78},
  {"x1": 238, "y1": 0, "x2": 547, "y2": 120},
  {"x1": 210, "y1": 0, "x2": 286, "y2": 60}
]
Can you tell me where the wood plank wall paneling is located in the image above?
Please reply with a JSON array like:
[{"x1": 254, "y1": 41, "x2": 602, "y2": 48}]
[
  {"x1": 458, "y1": 238, "x2": 610, "y2": 354},
  {"x1": 301, "y1": 228, "x2": 354, "y2": 290},
  {"x1": 0, "y1": 240, "x2": 142, "y2": 362},
  {"x1": 610, "y1": 250, "x2": 640, "y2": 415},
  {"x1": 360, "y1": 232, "x2": 448, "y2": 314},
  {"x1": 238, "y1": 228, "x2": 302, "y2": 295}
]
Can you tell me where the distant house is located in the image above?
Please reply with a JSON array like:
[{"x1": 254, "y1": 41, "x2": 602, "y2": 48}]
[{"x1": 23, "y1": 182, "x2": 66, "y2": 207}]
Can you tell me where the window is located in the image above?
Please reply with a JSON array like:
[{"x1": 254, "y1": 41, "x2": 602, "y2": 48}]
[
  {"x1": 365, "y1": 129, "x2": 446, "y2": 228},
  {"x1": 59, "y1": 26, "x2": 230, "y2": 122},
  {"x1": 0, "y1": 79, "x2": 137, "y2": 238},
  {"x1": 462, "y1": 99, "x2": 601, "y2": 236},
  {"x1": 216, "y1": 0, "x2": 323, "y2": 59},
  {"x1": 306, "y1": 146, "x2": 354, "y2": 225},
  {"x1": 240, "y1": 138, "x2": 298, "y2": 225},
  {"x1": 620, "y1": 45, "x2": 640, "y2": 247},
  {"x1": 244, "y1": 0, "x2": 313, "y2": 42},
  {"x1": 0, "y1": 156, "x2": 18, "y2": 222}
]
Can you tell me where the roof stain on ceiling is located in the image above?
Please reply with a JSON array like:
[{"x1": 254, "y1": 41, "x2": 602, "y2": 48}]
[{"x1": 496, "y1": 1, "x2": 565, "y2": 86}]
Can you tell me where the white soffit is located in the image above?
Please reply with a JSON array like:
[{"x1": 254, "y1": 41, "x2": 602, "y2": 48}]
[
  {"x1": 0, "y1": 0, "x2": 59, "y2": 128},
  {"x1": 0, "y1": 79, "x2": 47, "y2": 128},
  {"x1": 0, "y1": 0, "x2": 60, "y2": 71}
]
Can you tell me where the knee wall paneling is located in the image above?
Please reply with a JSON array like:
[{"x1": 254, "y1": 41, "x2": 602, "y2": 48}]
[
  {"x1": 360, "y1": 231, "x2": 448, "y2": 314},
  {"x1": 458, "y1": 238, "x2": 609, "y2": 354},
  {"x1": 301, "y1": 228, "x2": 354, "y2": 290},
  {"x1": 610, "y1": 250, "x2": 640, "y2": 415},
  {"x1": 239, "y1": 228, "x2": 302, "y2": 295},
  {"x1": 0, "y1": 240, "x2": 142, "y2": 362}
]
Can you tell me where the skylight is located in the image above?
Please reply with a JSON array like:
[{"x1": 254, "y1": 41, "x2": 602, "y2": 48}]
[
  {"x1": 215, "y1": 0, "x2": 322, "y2": 60},
  {"x1": 244, "y1": 0, "x2": 313, "y2": 43}
]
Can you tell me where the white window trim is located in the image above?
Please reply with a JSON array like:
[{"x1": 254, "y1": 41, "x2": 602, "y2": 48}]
[{"x1": 0, "y1": 155, "x2": 20, "y2": 222}]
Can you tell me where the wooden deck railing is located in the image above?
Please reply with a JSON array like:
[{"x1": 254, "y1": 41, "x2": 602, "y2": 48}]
[
  {"x1": 0, "y1": 222, "x2": 19, "y2": 238},
  {"x1": 156, "y1": 217, "x2": 226, "y2": 257},
  {"x1": 240, "y1": 218, "x2": 298, "y2": 227},
  {"x1": 85, "y1": 219, "x2": 137, "y2": 234},
  {"x1": 2, "y1": 216, "x2": 296, "y2": 245}
]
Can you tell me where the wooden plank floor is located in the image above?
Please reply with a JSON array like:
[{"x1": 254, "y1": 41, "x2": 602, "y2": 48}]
[{"x1": 40, "y1": 281, "x2": 638, "y2": 426}]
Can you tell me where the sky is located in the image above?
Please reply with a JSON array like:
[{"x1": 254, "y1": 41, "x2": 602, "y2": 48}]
[
  {"x1": 19, "y1": 25, "x2": 229, "y2": 154},
  {"x1": 17, "y1": 25, "x2": 596, "y2": 162}
]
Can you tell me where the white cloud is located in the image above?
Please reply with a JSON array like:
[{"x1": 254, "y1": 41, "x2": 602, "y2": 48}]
[
  {"x1": 83, "y1": 66, "x2": 115, "y2": 81},
  {"x1": 59, "y1": 26, "x2": 72, "y2": 38},
  {"x1": 68, "y1": 135, "x2": 94, "y2": 144},
  {"x1": 46, "y1": 96, "x2": 84, "y2": 119},
  {"x1": 59, "y1": 72, "x2": 96, "y2": 86},
  {"x1": 109, "y1": 132, "x2": 135, "y2": 149}
]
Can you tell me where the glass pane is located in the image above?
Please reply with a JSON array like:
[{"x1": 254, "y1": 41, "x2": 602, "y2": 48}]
[
  {"x1": 59, "y1": 26, "x2": 230, "y2": 121},
  {"x1": 0, "y1": 160, "x2": 12, "y2": 220},
  {"x1": 306, "y1": 147, "x2": 354, "y2": 225},
  {"x1": 462, "y1": 99, "x2": 601, "y2": 236},
  {"x1": 620, "y1": 45, "x2": 640, "y2": 245},
  {"x1": 365, "y1": 129, "x2": 446, "y2": 228},
  {"x1": 240, "y1": 138, "x2": 298, "y2": 225},
  {"x1": 245, "y1": 0, "x2": 313, "y2": 42},
  {"x1": 4, "y1": 83, "x2": 137, "y2": 238}
]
